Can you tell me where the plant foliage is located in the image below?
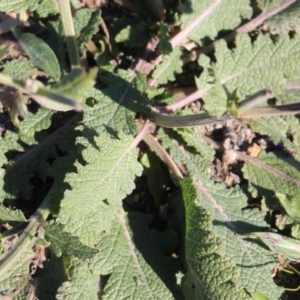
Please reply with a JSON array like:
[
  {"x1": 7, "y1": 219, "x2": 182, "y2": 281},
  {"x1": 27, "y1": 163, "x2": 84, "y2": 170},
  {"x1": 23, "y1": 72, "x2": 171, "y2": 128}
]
[{"x1": 1, "y1": 0, "x2": 300, "y2": 299}]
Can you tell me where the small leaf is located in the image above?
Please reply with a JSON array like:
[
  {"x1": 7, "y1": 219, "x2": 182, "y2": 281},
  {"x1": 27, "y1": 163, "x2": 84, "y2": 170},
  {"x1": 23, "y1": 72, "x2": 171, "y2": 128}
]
[
  {"x1": 151, "y1": 47, "x2": 182, "y2": 84},
  {"x1": 18, "y1": 107, "x2": 52, "y2": 144},
  {"x1": 35, "y1": 0, "x2": 58, "y2": 18},
  {"x1": 158, "y1": 23, "x2": 172, "y2": 55},
  {"x1": 73, "y1": 9, "x2": 101, "y2": 51},
  {"x1": 13, "y1": 29, "x2": 60, "y2": 81},
  {"x1": 115, "y1": 21, "x2": 150, "y2": 47},
  {"x1": 276, "y1": 192, "x2": 300, "y2": 221}
]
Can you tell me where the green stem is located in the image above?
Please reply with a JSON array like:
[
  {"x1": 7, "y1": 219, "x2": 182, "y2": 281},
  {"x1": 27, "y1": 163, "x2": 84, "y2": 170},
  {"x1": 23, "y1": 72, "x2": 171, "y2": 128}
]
[
  {"x1": 58, "y1": 0, "x2": 81, "y2": 69},
  {"x1": 239, "y1": 102, "x2": 300, "y2": 118},
  {"x1": 150, "y1": 111, "x2": 227, "y2": 128},
  {"x1": 0, "y1": 184, "x2": 55, "y2": 276},
  {"x1": 237, "y1": 90, "x2": 274, "y2": 116}
]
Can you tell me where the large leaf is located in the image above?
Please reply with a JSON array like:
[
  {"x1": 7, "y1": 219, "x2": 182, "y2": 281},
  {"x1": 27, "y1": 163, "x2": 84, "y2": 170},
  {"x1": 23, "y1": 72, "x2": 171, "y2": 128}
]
[
  {"x1": 180, "y1": 0, "x2": 252, "y2": 45},
  {"x1": 89, "y1": 211, "x2": 180, "y2": 300},
  {"x1": 181, "y1": 178, "x2": 250, "y2": 299},
  {"x1": 56, "y1": 132, "x2": 143, "y2": 246},
  {"x1": 85, "y1": 70, "x2": 149, "y2": 135},
  {"x1": 0, "y1": 0, "x2": 40, "y2": 13},
  {"x1": 158, "y1": 130, "x2": 283, "y2": 298},
  {"x1": 196, "y1": 34, "x2": 300, "y2": 112}
]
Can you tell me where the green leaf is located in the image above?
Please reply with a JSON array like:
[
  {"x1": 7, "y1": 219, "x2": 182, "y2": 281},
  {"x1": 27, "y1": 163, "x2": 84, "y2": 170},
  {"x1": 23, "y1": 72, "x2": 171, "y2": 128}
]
[
  {"x1": 243, "y1": 151, "x2": 300, "y2": 198},
  {"x1": 89, "y1": 211, "x2": 179, "y2": 300},
  {"x1": 261, "y1": 1, "x2": 300, "y2": 34},
  {"x1": 0, "y1": 205, "x2": 26, "y2": 225},
  {"x1": 85, "y1": 70, "x2": 149, "y2": 135},
  {"x1": 140, "y1": 150, "x2": 171, "y2": 206},
  {"x1": 244, "y1": 232, "x2": 300, "y2": 261},
  {"x1": 4, "y1": 144, "x2": 57, "y2": 201},
  {"x1": 115, "y1": 20, "x2": 150, "y2": 47},
  {"x1": 13, "y1": 30, "x2": 60, "y2": 81},
  {"x1": 56, "y1": 265, "x2": 98, "y2": 300},
  {"x1": 43, "y1": 221, "x2": 97, "y2": 259},
  {"x1": 0, "y1": 235, "x2": 37, "y2": 298},
  {"x1": 252, "y1": 292, "x2": 271, "y2": 300},
  {"x1": 151, "y1": 47, "x2": 182, "y2": 84},
  {"x1": 180, "y1": 0, "x2": 252, "y2": 45},
  {"x1": 180, "y1": 178, "x2": 251, "y2": 299},
  {"x1": 18, "y1": 107, "x2": 52, "y2": 145},
  {"x1": 0, "y1": 0, "x2": 40, "y2": 13},
  {"x1": 74, "y1": 9, "x2": 101, "y2": 52},
  {"x1": 158, "y1": 131, "x2": 283, "y2": 298},
  {"x1": 197, "y1": 34, "x2": 300, "y2": 106},
  {"x1": 3, "y1": 60, "x2": 37, "y2": 81},
  {"x1": 158, "y1": 23, "x2": 172, "y2": 55},
  {"x1": 175, "y1": 128, "x2": 215, "y2": 162},
  {"x1": 36, "y1": 0, "x2": 58, "y2": 18},
  {"x1": 276, "y1": 192, "x2": 300, "y2": 221},
  {"x1": 56, "y1": 132, "x2": 143, "y2": 246},
  {"x1": 249, "y1": 115, "x2": 300, "y2": 157}
]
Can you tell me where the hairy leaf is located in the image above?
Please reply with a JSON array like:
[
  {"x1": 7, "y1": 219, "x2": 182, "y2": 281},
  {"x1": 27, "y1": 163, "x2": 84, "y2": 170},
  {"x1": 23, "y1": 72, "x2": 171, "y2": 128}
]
[
  {"x1": 18, "y1": 107, "x2": 52, "y2": 145},
  {"x1": 85, "y1": 70, "x2": 149, "y2": 135},
  {"x1": 13, "y1": 30, "x2": 60, "y2": 81},
  {"x1": 43, "y1": 221, "x2": 97, "y2": 259},
  {"x1": 74, "y1": 9, "x2": 101, "y2": 52},
  {"x1": 0, "y1": 0, "x2": 40, "y2": 13},
  {"x1": 151, "y1": 48, "x2": 182, "y2": 84},
  {"x1": 197, "y1": 34, "x2": 300, "y2": 112},
  {"x1": 3, "y1": 60, "x2": 37, "y2": 81},
  {"x1": 159, "y1": 130, "x2": 283, "y2": 298},
  {"x1": 181, "y1": 178, "x2": 251, "y2": 299},
  {"x1": 0, "y1": 205, "x2": 26, "y2": 225},
  {"x1": 249, "y1": 115, "x2": 300, "y2": 157},
  {"x1": 243, "y1": 150, "x2": 300, "y2": 198},
  {"x1": 180, "y1": 0, "x2": 252, "y2": 45},
  {"x1": 115, "y1": 20, "x2": 150, "y2": 47},
  {"x1": 56, "y1": 132, "x2": 143, "y2": 246},
  {"x1": 89, "y1": 211, "x2": 179, "y2": 300},
  {"x1": 56, "y1": 265, "x2": 98, "y2": 300},
  {"x1": 36, "y1": 0, "x2": 58, "y2": 18}
]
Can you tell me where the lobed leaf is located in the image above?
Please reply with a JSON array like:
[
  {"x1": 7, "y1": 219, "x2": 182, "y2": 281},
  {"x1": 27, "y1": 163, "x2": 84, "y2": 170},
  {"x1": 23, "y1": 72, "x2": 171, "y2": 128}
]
[
  {"x1": 89, "y1": 211, "x2": 179, "y2": 300},
  {"x1": 181, "y1": 178, "x2": 251, "y2": 300},
  {"x1": 151, "y1": 48, "x2": 182, "y2": 84},
  {"x1": 73, "y1": 9, "x2": 101, "y2": 52},
  {"x1": 180, "y1": 0, "x2": 252, "y2": 45},
  {"x1": 56, "y1": 132, "x2": 143, "y2": 246},
  {"x1": 85, "y1": 70, "x2": 149, "y2": 135},
  {"x1": 43, "y1": 221, "x2": 97, "y2": 259},
  {"x1": 0, "y1": 0, "x2": 40, "y2": 13},
  {"x1": 158, "y1": 130, "x2": 283, "y2": 298},
  {"x1": 56, "y1": 265, "x2": 98, "y2": 300},
  {"x1": 3, "y1": 60, "x2": 37, "y2": 81},
  {"x1": 197, "y1": 34, "x2": 300, "y2": 112}
]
